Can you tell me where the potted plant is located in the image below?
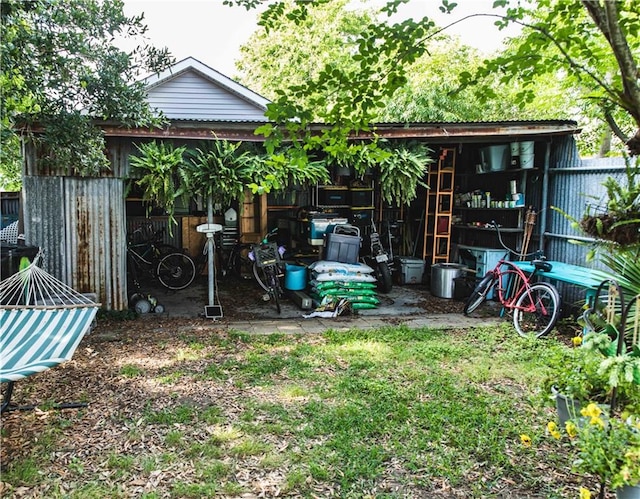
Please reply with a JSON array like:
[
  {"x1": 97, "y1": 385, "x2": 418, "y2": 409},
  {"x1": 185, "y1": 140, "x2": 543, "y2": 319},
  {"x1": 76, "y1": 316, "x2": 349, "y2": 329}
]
[
  {"x1": 544, "y1": 337, "x2": 611, "y2": 424},
  {"x1": 579, "y1": 157, "x2": 640, "y2": 248},
  {"x1": 549, "y1": 403, "x2": 640, "y2": 499}
]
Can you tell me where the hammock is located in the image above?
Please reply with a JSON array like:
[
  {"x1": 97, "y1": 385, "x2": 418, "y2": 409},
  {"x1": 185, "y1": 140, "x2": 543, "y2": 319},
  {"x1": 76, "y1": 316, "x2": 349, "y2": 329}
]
[{"x1": 1, "y1": 254, "x2": 100, "y2": 412}]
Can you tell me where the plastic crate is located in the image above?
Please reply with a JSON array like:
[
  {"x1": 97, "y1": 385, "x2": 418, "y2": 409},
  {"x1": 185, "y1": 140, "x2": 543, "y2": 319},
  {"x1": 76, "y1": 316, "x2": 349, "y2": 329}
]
[
  {"x1": 324, "y1": 229, "x2": 360, "y2": 264},
  {"x1": 253, "y1": 242, "x2": 281, "y2": 268}
]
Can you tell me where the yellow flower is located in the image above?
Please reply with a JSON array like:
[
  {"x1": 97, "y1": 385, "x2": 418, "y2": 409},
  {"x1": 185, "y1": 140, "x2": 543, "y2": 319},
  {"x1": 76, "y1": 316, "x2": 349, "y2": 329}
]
[
  {"x1": 550, "y1": 429, "x2": 561, "y2": 440},
  {"x1": 547, "y1": 421, "x2": 558, "y2": 433},
  {"x1": 565, "y1": 421, "x2": 578, "y2": 438},
  {"x1": 579, "y1": 487, "x2": 591, "y2": 499},
  {"x1": 520, "y1": 434, "x2": 532, "y2": 447},
  {"x1": 580, "y1": 403, "x2": 602, "y2": 419},
  {"x1": 572, "y1": 336, "x2": 583, "y2": 347}
]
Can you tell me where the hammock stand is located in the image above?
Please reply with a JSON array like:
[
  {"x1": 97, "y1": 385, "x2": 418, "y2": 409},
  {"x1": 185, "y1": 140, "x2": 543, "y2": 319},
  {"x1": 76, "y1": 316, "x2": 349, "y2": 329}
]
[{"x1": 1, "y1": 255, "x2": 100, "y2": 413}]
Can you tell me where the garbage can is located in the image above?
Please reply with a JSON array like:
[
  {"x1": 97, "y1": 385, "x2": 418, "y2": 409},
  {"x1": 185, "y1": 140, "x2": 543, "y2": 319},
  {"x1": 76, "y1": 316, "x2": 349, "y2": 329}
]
[{"x1": 430, "y1": 263, "x2": 467, "y2": 299}]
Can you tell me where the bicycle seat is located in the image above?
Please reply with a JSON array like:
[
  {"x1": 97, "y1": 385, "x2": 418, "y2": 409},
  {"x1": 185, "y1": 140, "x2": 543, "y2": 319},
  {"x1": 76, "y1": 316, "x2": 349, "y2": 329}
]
[{"x1": 532, "y1": 259, "x2": 552, "y2": 272}]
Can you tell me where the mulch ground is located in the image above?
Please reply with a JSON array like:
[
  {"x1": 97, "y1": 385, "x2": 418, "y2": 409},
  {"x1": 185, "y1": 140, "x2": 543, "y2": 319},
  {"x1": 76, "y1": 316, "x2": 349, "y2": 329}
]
[{"x1": 0, "y1": 281, "x2": 583, "y2": 497}]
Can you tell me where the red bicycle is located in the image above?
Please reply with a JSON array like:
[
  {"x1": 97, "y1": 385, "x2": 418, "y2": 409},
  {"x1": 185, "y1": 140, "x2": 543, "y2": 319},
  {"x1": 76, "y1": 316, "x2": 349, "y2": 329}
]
[{"x1": 463, "y1": 225, "x2": 560, "y2": 338}]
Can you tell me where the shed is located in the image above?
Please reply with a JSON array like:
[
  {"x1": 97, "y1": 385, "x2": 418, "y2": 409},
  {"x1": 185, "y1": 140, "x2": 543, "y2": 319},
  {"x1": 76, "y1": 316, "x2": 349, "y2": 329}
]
[{"x1": 21, "y1": 57, "x2": 583, "y2": 311}]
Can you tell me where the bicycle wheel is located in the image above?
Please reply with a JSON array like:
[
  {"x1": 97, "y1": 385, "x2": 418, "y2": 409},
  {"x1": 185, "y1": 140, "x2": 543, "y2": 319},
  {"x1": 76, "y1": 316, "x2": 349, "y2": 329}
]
[
  {"x1": 267, "y1": 267, "x2": 282, "y2": 314},
  {"x1": 156, "y1": 252, "x2": 196, "y2": 290},
  {"x1": 463, "y1": 274, "x2": 495, "y2": 315},
  {"x1": 252, "y1": 261, "x2": 271, "y2": 292},
  {"x1": 513, "y1": 282, "x2": 560, "y2": 338},
  {"x1": 375, "y1": 261, "x2": 393, "y2": 294}
]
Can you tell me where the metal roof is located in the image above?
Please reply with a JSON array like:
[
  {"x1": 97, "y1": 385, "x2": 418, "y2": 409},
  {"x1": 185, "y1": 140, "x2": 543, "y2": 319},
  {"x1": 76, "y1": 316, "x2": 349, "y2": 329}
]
[{"x1": 101, "y1": 119, "x2": 580, "y2": 142}]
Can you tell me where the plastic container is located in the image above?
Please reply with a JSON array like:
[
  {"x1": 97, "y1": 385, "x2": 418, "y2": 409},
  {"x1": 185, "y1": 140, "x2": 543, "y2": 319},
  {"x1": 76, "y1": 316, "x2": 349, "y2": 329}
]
[
  {"x1": 480, "y1": 145, "x2": 510, "y2": 171},
  {"x1": 309, "y1": 217, "x2": 348, "y2": 242},
  {"x1": 430, "y1": 263, "x2": 467, "y2": 298},
  {"x1": 513, "y1": 193, "x2": 525, "y2": 206},
  {"x1": 324, "y1": 225, "x2": 361, "y2": 264},
  {"x1": 284, "y1": 263, "x2": 307, "y2": 291},
  {"x1": 224, "y1": 207, "x2": 237, "y2": 226},
  {"x1": 520, "y1": 141, "x2": 535, "y2": 168},
  {"x1": 397, "y1": 257, "x2": 425, "y2": 285}
]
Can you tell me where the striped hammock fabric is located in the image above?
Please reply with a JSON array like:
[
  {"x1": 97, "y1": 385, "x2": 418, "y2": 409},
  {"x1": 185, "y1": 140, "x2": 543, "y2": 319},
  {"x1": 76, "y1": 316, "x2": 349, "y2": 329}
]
[{"x1": 0, "y1": 255, "x2": 99, "y2": 384}]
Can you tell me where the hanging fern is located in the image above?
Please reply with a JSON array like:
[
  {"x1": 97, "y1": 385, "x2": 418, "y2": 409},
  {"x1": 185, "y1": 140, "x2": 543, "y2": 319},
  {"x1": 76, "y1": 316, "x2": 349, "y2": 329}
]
[
  {"x1": 378, "y1": 142, "x2": 433, "y2": 206},
  {"x1": 128, "y1": 141, "x2": 186, "y2": 228},
  {"x1": 181, "y1": 139, "x2": 255, "y2": 209}
]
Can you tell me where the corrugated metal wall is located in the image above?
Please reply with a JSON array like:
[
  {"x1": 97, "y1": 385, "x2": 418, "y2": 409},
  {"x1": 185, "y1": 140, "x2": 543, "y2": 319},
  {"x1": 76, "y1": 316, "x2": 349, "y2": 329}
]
[
  {"x1": 23, "y1": 175, "x2": 127, "y2": 310},
  {"x1": 543, "y1": 155, "x2": 628, "y2": 309}
]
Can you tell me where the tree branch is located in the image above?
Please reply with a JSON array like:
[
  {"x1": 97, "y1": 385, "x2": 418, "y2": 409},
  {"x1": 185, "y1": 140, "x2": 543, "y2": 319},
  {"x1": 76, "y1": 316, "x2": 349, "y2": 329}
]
[
  {"x1": 581, "y1": 0, "x2": 640, "y2": 124},
  {"x1": 602, "y1": 107, "x2": 630, "y2": 144}
]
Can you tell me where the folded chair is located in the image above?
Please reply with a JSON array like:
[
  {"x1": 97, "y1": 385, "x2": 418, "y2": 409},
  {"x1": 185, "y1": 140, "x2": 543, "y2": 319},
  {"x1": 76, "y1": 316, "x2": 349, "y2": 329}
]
[{"x1": 1, "y1": 254, "x2": 100, "y2": 412}]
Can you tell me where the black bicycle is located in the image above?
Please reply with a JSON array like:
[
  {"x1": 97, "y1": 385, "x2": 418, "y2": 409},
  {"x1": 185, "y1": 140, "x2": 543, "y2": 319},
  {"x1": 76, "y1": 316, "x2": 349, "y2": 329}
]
[
  {"x1": 127, "y1": 224, "x2": 196, "y2": 291},
  {"x1": 251, "y1": 238, "x2": 284, "y2": 314}
]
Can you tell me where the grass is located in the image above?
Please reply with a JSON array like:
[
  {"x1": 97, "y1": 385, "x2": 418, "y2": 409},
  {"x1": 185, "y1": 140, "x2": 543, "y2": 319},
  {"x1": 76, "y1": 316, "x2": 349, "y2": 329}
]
[{"x1": 1, "y1": 322, "x2": 591, "y2": 498}]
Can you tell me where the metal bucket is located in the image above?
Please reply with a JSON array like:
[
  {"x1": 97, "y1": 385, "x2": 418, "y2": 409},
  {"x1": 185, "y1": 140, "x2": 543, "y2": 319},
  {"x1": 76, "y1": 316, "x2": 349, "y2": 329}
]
[{"x1": 430, "y1": 263, "x2": 467, "y2": 299}]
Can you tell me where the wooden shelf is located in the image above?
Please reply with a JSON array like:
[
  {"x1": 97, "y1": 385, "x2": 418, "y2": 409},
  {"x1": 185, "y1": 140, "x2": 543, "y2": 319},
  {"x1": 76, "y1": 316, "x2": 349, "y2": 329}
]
[
  {"x1": 453, "y1": 225, "x2": 523, "y2": 233},
  {"x1": 458, "y1": 167, "x2": 538, "y2": 176},
  {"x1": 454, "y1": 207, "x2": 524, "y2": 211}
]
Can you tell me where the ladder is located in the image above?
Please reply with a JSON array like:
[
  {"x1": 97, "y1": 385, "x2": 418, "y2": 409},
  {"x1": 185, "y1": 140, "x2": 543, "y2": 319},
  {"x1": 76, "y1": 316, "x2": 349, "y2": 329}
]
[{"x1": 423, "y1": 148, "x2": 456, "y2": 264}]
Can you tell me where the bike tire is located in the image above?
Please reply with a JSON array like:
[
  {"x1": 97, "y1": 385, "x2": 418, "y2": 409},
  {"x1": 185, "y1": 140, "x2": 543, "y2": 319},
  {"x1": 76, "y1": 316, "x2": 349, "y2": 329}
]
[
  {"x1": 513, "y1": 282, "x2": 560, "y2": 338},
  {"x1": 269, "y1": 268, "x2": 282, "y2": 314},
  {"x1": 376, "y1": 261, "x2": 393, "y2": 294},
  {"x1": 156, "y1": 252, "x2": 196, "y2": 290},
  {"x1": 252, "y1": 261, "x2": 271, "y2": 292},
  {"x1": 463, "y1": 274, "x2": 495, "y2": 315}
]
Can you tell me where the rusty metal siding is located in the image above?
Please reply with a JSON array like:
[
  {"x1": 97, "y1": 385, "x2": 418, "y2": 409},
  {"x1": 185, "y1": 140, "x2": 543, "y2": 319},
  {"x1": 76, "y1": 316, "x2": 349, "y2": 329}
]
[{"x1": 22, "y1": 176, "x2": 127, "y2": 310}]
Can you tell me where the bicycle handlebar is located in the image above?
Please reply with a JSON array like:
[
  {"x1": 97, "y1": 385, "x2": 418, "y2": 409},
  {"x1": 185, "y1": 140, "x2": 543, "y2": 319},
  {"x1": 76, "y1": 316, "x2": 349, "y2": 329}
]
[
  {"x1": 490, "y1": 220, "x2": 543, "y2": 260},
  {"x1": 261, "y1": 227, "x2": 279, "y2": 244}
]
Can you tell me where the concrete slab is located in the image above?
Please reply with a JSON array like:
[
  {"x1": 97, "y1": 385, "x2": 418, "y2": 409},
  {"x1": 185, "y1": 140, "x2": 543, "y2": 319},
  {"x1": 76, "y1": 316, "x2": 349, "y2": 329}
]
[{"x1": 133, "y1": 274, "x2": 506, "y2": 334}]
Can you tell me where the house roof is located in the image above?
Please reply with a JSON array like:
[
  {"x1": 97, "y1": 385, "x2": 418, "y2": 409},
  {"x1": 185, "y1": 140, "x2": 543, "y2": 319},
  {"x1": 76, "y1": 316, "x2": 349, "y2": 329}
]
[
  {"x1": 140, "y1": 57, "x2": 270, "y2": 122},
  {"x1": 103, "y1": 57, "x2": 580, "y2": 143}
]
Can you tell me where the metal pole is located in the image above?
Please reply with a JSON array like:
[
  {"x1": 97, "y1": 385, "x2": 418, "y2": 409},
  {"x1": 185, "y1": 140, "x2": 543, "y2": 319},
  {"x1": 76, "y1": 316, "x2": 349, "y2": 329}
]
[
  {"x1": 207, "y1": 194, "x2": 215, "y2": 306},
  {"x1": 539, "y1": 141, "x2": 551, "y2": 252}
]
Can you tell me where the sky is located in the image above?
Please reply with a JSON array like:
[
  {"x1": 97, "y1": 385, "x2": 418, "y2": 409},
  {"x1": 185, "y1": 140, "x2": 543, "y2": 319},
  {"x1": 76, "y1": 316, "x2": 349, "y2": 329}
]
[{"x1": 122, "y1": 0, "x2": 521, "y2": 79}]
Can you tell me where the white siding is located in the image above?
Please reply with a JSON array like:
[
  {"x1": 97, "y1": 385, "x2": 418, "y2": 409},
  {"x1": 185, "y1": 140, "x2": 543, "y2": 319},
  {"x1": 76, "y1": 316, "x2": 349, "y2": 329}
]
[{"x1": 147, "y1": 71, "x2": 268, "y2": 121}]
